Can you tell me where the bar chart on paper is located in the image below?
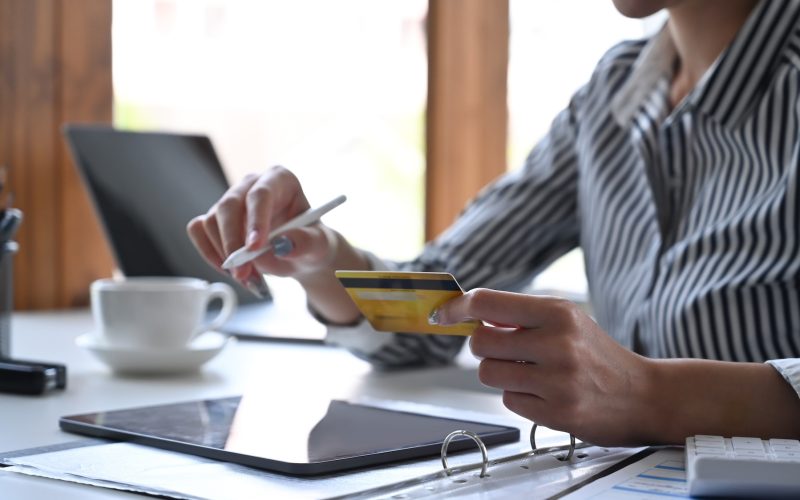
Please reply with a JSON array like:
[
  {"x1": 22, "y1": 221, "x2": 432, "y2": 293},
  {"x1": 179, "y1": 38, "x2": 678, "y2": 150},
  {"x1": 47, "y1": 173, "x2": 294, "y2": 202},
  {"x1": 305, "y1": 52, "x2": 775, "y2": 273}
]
[{"x1": 563, "y1": 448, "x2": 688, "y2": 499}]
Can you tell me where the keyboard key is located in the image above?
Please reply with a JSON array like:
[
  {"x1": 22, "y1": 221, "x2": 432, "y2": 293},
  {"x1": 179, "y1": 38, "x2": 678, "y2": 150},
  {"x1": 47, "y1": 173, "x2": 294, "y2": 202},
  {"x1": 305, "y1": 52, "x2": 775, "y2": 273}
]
[
  {"x1": 732, "y1": 437, "x2": 764, "y2": 451},
  {"x1": 769, "y1": 439, "x2": 800, "y2": 450},
  {"x1": 687, "y1": 435, "x2": 800, "y2": 497},
  {"x1": 732, "y1": 449, "x2": 766, "y2": 458},
  {"x1": 694, "y1": 435, "x2": 724, "y2": 444},
  {"x1": 695, "y1": 441, "x2": 728, "y2": 451},
  {"x1": 770, "y1": 444, "x2": 800, "y2": 453},
  {"x1": 695, "y1": 448, "x2": 727, "y2": 456}
]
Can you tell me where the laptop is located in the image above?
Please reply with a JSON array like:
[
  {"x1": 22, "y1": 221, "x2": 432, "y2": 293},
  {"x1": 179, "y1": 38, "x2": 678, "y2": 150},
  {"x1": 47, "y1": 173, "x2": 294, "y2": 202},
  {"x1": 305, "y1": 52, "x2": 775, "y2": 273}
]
[{"x1": 63, "y1": 125, "x2": 326, "y2": 343}]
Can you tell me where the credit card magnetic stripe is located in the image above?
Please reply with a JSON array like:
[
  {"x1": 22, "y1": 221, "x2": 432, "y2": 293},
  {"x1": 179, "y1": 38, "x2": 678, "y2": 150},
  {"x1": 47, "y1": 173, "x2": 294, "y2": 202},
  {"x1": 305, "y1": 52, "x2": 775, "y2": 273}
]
[{"x1": 337, "y1": 277, "x2": 462, "y2": 291}]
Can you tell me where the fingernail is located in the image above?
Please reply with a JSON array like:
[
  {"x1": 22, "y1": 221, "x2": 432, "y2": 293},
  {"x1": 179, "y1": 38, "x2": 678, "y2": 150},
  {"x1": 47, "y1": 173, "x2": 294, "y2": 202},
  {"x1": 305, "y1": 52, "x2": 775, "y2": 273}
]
[
  {"x1": 245, "y1": 283, "x2": 264, "y2": 299},
  {"x1": 245, "y1": 274, "x2": 270, "y2": 299},
  {"x1": 246, "y1": 230, "x2": 259, "y2": 248},
  {"x1": 428, "y1": 308, "x2": 441, "y2": 325},
  {"x1": 234, "y1": 266, "x2": 250, "y2": 281},
  {"x1": 272, "y1": 235, "x2": 294, "y2": 257}
]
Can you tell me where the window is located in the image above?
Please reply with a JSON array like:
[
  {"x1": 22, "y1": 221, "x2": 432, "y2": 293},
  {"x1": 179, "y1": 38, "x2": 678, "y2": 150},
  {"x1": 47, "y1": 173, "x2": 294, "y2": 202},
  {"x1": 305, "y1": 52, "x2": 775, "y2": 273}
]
[{"x1": 113, "y1": 0, "x2": 428, "y2": 261}]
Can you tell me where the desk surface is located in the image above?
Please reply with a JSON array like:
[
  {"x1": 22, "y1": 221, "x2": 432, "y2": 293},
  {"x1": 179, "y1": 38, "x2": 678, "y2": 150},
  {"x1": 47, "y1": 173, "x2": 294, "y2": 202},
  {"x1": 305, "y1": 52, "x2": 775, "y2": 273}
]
[{"x1": 1, "y1": 310, "x2": 516, "y2": 499}]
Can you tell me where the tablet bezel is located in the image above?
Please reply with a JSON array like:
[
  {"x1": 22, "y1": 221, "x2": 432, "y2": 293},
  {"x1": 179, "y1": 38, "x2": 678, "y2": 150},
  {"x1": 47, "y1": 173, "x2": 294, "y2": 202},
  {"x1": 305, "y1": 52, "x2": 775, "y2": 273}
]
[{"x1": 59, "y1": 397, "x2": 520, "y2": 476}]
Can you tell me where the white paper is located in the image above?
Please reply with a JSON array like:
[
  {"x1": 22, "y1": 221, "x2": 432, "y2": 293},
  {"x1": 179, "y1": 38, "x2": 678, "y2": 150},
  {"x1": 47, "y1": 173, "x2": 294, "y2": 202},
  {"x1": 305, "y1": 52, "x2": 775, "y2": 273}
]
[
  {"x1": 338, "y1": 447, "x2": 644, "y2": 499},
  {"x1": 562, "y1": 448, "x2": 688, "y2": 499},
  {"x1": 2, "y1": 400, "x2": 548, "y2": 500},
  {"x1": 3, "y1": 463, "x2": 193, "y2": 499},
  {"x1": 4, "y1": 441, "x2": 442, "y2": 499}
]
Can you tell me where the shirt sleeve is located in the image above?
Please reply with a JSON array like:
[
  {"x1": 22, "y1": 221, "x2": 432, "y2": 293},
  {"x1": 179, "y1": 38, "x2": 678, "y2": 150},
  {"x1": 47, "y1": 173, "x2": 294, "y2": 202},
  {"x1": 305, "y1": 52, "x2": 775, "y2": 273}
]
[
  {"x1": 323, "y1": 251, "x2": 421, "y2": 366},
  {"x1": 766, "y1": 359, "x2": 800, "y2": 399},
  {"x1": 325, "y1": 93, "x2": 585, "y2": 369}
]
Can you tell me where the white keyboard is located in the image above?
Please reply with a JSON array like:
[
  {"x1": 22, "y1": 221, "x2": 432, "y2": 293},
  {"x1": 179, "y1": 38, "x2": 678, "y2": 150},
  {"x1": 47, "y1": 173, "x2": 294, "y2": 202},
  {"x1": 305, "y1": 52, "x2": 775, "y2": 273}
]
[{"x1": 686, "y1": 435, "x2": 800, "y2": 497}]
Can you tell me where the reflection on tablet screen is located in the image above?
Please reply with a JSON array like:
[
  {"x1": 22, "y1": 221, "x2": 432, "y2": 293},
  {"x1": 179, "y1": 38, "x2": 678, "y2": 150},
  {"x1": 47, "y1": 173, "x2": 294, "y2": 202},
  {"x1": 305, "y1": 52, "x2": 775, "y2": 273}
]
[{"x1": 60, "y1": 396, "x2": 520, "y2": 476}]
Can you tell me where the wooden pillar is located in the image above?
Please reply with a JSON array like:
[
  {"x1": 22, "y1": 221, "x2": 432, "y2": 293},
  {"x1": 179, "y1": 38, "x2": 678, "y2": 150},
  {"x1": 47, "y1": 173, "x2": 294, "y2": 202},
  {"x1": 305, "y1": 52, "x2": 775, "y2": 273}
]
[
  {"x1": 0, "y1": 0, "x2": 115, "y2": 309},
  {"x1": 425, "y1": 0, "x2": 509, "y2": 240}
]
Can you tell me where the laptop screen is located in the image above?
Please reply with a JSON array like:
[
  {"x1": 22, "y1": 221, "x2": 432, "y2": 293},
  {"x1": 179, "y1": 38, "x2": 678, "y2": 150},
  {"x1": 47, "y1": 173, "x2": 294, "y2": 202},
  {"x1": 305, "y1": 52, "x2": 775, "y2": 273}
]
[{"x1": 63, "y1": 125, "x2": 267, "y2": 305}]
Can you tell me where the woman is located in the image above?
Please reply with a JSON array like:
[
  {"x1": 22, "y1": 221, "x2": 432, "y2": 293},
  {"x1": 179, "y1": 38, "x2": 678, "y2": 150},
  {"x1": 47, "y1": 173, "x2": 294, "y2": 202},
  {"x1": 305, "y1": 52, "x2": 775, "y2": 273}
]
[{"x1": 188, "y1": 0, "x2": 800, "y2": 446}]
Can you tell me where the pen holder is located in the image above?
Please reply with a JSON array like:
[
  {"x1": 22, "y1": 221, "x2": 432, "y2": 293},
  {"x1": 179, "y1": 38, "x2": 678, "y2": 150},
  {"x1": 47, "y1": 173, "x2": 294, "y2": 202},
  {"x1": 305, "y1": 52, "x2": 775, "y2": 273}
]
[{"x1": 0, "y1": 241, "x2": 18, "y2": 358}]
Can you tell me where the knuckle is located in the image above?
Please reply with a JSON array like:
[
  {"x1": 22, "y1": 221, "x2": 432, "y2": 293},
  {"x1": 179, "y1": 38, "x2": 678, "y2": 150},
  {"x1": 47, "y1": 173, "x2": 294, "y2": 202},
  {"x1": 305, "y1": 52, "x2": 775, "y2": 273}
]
[
  {"x1": 477, "y1": 359, "x2": 494, "y2": 386},
  {"x1": 217, "y1": 194, "x2": 243, "y2": 212},
  {"x1": 269, "y1": 165, "x2": 296, "y2": 185},
  {"x1": 565, "y1": 306, "x2": 583, "y2": 327},
  {"x1": 186, "y1": 216, "x2": 204, "y2": 235},
  {"x1": 501, "y1": 391, "x2": 519, "y2": 412},
  {"x1": 469, "y1": 330, "x2": 487, "y2": 356},
  {"x1": 547, "y1": 297, "x2": 580, "y2": 324},
  {"x1": 246, "y1": 184, "x2": 272, "y2": 205},
  {"x1": 501, "y1": 391, "x2": 533, "y2": 422},
  {"x1": 241, "y1": 173, "x2": 259, "y2": 184},
  {"x1": 269, "y1": 164, "x2": 287, "y2": 175},
  {"x1": 201, "y1": 213, "x2": 218, "y2": 230},
  {"x1": 271, "y1": 164, "x2": 295, "y2": 180},
  {"x1": 466, "y1": 288, "x2": 491, "y2": 311}
]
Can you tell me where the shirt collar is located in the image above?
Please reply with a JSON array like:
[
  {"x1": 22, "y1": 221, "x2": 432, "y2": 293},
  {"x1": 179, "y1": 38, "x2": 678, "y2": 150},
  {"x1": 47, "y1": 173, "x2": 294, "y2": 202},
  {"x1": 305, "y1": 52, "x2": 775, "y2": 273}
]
[
  {"x1": 612, "y1": 0, "x2": 800, "y2": 129},
  {"x1": 611, "y1": 25, "x2": 675, "y2": 127}
]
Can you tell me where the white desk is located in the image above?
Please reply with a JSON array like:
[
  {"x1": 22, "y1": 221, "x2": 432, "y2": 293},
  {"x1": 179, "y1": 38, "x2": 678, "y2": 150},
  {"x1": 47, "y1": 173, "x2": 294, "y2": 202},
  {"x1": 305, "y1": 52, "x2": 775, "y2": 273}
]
[{"x1": 0, "y1": 310, "x2": 520, "y2": 499}]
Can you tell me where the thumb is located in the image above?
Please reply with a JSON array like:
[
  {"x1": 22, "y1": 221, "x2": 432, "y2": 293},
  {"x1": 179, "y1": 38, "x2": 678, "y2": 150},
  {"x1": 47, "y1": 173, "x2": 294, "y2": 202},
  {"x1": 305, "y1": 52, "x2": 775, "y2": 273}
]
[{"x1": 428, "y1": 293, "x2": 472, "y2": 326}]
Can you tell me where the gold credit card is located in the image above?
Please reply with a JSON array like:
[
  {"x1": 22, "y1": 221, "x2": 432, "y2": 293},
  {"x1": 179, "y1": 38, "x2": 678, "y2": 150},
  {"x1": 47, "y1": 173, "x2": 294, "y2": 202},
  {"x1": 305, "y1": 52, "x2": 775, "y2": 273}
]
[{"x1": 335, "y1": 271, "x2": 478, "y2": 336}]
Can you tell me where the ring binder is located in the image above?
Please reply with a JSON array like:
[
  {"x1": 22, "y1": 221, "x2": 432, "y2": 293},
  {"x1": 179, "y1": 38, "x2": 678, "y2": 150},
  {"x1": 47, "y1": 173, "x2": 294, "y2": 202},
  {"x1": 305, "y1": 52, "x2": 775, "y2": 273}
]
[
  {"x1": 441, "y1": 430, "x2": 489, "y2": 478},
  {"x1": 439, "y1": 425, "x2": 581, "y2": 480},
  {"x1": 341, "y1": 426, "x2": 625, "y2": 499},
  {"x1": 530, "y1": 424, "x2": 576, "y2": 462}
]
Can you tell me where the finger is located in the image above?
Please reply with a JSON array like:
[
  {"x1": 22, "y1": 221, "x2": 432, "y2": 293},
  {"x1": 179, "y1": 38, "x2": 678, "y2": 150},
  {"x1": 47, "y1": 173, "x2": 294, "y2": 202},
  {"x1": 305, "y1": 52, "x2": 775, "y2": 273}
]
[
  {"x1": 251, "y1": 225, "x2": 331, "y2": 268},
  {"x1": 470, "y1": 326, "x2": 532, "y2": 362},
  {"x1": 478, "y1": 358, "x2": 562, "y2": 399},
  {"x1": 215, "y1": 174, "x2": 259, "y2": 256},
  {"x1": 470, "y1": 325, "x2": 569, "y2": 364},
  {"x1": 245, "y1": 166, "x2": 309, "y2": 251},
  {"x1": 187, "y1": 215, "x2": 224, "y2": 269},
  {"x1": 199, "y1": 213, "x2": 225, "y2": 262},
  {"x1": 501, "y1": 391, "x2": 568, "y2": 433},
  {"x1": 435, "y1": 289, "x2": 570, "y2": 329}
]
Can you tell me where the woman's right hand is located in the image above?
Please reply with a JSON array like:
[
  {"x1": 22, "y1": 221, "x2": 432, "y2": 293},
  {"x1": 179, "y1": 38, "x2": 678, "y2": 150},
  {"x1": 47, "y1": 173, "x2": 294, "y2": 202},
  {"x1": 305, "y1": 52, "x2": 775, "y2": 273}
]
[{"x1": 186, "y1": 166, "x2": 337, "y2": 286}]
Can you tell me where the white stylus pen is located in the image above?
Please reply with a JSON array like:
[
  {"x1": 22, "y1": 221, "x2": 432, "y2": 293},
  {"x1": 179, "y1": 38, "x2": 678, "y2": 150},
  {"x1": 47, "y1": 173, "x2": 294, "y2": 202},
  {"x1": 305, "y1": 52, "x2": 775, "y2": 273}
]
[{"x1": 221, "y1": 195, "x2": 347, "y2": 269}]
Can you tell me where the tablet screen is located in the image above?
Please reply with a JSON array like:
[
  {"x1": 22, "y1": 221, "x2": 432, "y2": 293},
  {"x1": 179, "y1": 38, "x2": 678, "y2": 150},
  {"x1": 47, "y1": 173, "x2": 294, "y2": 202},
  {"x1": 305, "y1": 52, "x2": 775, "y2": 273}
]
[{"x1": 60, "y1": 396, "x2": 519, "y2": 475}]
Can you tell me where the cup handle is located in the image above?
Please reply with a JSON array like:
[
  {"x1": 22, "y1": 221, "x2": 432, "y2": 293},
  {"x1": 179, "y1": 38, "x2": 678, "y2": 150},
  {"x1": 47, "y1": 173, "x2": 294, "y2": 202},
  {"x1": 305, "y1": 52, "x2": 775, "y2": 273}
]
[{"x1": 199, "y1": 282, "x2": 237, "y2": 334}]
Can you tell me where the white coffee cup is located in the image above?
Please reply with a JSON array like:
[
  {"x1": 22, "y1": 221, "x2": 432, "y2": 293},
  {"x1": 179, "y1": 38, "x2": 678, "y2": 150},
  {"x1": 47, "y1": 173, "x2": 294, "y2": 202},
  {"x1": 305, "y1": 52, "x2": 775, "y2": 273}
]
[{"x1": 90, "y1": 277, "x2": 237, "y2": 350}]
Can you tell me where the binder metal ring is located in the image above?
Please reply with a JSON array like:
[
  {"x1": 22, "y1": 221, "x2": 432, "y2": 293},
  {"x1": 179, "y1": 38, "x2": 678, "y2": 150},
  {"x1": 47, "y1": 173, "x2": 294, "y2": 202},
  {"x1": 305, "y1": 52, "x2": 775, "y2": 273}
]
[
  {"x1": 530, "y1": 424, "x2": 576, "y2": 462},
  {"x1": 441, "y1": 430, "x2": 489, "y2": 478}
]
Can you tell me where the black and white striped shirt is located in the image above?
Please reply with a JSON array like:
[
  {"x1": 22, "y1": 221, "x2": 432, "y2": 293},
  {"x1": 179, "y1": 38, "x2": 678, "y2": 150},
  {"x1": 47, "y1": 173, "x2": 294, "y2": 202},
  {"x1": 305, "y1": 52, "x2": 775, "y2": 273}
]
[{"x1": 327, "y1": 0, "x2": 800, "y2": 396}]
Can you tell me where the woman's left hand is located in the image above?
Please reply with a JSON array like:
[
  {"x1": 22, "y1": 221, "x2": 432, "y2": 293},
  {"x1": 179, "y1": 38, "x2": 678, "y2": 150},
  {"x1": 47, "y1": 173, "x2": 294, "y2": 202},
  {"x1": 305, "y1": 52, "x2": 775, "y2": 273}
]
[{"x1": 432, "y1": 288, "x2": 657, "y2": 446}]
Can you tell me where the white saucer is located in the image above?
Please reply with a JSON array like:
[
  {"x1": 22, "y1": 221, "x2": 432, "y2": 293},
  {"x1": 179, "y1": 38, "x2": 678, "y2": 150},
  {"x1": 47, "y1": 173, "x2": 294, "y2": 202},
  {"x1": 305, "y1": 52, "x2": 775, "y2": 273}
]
[{"x1": 75, "y1": 331, "x2": 234, "y2": 375}]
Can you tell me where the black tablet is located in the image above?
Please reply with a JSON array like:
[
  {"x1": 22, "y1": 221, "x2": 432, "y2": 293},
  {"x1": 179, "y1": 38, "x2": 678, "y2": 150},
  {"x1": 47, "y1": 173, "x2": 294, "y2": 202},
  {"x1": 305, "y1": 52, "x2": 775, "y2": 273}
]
[{"x1": 59, "y1": 396, "x2": 519, "y2": 476}]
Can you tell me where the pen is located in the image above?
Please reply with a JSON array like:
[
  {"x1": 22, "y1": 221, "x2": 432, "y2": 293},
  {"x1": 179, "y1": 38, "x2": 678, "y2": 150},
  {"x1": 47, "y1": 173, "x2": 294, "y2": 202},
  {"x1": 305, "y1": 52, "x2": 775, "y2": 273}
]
[{"x1": 222, "y1": 194, "x2": 347, "y2": 269}]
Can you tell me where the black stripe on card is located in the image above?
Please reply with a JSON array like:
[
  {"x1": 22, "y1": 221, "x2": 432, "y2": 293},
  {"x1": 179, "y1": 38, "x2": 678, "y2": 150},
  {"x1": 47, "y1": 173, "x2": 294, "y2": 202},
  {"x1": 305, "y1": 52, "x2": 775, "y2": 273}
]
[{"x1": 338, "y1": 277, "x2": 461, "y2": 291}]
